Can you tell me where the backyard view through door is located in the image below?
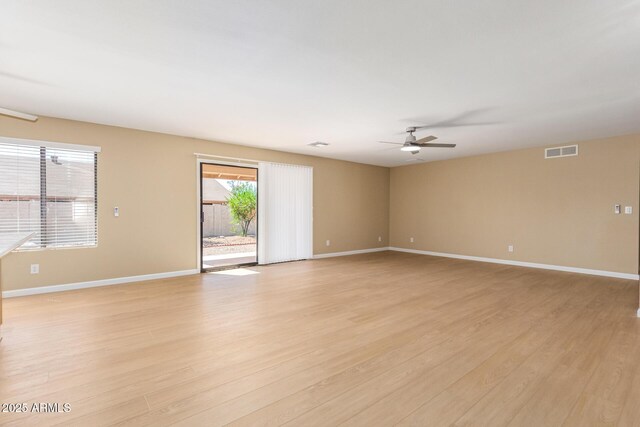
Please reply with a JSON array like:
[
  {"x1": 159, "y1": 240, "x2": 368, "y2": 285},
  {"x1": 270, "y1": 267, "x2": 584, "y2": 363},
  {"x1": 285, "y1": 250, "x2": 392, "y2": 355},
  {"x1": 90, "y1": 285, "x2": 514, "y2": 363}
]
[{"x1": 201, "y1": 163, "x2": 257, "y2": 270}]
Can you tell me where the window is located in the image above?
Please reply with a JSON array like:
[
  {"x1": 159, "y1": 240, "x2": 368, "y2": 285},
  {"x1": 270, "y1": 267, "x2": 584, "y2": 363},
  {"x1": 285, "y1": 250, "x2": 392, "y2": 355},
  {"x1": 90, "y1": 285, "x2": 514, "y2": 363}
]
[{"x1": 0, "y1": 137, "x2": 99, "y2": 250}]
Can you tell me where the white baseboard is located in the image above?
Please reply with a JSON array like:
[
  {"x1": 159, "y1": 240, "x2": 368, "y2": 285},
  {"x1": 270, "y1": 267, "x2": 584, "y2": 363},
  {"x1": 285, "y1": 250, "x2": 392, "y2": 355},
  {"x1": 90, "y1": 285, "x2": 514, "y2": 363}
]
[
  {"x1": 2, "y1": 269, "x2": 199, "y2": 298},
  {"x1": 388, "y1": 247, "x2": 639, "y2": 281},
  {"x1": 314, "y1": 247, "x2": 390, "y2": 259},
  {"x1": 4, "y1": 249, "x2": 637, "y2": 298}
]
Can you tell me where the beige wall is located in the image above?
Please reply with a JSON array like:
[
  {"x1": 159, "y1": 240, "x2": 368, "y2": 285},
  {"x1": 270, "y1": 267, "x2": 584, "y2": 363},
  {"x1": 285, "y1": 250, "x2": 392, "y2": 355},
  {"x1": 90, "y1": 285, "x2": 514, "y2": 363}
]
[
  {"x1": 390, "y1": 134, "x2": 640, "y2": 274},
  {"x1": 1, "y1": 115, "x2": 637, "y2": 293},
  {"x1": 0, "y1": 116, "x2": 390, "y2": 291}
]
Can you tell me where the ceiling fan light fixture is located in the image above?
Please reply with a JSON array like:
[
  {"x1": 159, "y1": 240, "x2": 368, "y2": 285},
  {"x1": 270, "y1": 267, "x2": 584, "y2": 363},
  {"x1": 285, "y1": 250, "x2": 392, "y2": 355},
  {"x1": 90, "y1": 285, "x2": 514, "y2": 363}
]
[{"x1": 401, "y1": 145, "x2": 420, "y2": 152}]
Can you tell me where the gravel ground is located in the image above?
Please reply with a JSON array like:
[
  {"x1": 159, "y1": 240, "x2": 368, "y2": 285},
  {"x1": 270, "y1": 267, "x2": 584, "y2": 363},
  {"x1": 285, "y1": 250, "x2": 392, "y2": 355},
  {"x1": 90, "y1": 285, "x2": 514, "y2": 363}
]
[
  {"x1": 203, "y1": 244, "x2": 255, "y2": 256},
  {"x1": 203, "y1": 235, "x2": 256, "y2": 247},
  {"x1": 203, "y1": 235, "x2": 256, "y2": 256}
]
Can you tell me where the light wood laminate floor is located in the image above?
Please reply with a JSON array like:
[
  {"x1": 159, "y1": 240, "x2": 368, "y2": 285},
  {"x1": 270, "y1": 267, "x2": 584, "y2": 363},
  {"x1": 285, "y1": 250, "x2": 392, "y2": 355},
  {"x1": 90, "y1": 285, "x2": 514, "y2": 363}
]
[{"x1": 1, "y1": 251, "x2": 639, "y2": 426}]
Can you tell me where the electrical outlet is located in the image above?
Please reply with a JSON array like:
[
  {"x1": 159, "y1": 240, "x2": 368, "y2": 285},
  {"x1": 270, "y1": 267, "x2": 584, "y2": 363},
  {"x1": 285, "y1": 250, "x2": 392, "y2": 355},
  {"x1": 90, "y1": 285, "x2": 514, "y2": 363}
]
[
  {"x1": 325, "y1": 240, "x2": 330, "y2": 246},
  {"x1": 508, "y1": 245, "x2": 514, "y2": 253},
  {"x1": 410, "y1": 237, "x2": 414, "y2": 243},
  {"x1": 378, "y1": 236, "x2": 382, "y2": 242},
  {"x1": 30, "y1": 264, "x2": 39, "y2": 274},
  {"x1": 625, "y1": 206, "x2": 633, "y2": 214}
]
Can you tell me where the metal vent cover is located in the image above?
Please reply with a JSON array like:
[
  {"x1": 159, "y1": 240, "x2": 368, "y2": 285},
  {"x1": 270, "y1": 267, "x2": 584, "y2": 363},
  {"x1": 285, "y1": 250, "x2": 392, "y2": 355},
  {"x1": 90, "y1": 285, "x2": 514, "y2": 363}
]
[{"x1": 545, "y1": 145, "x2": 578, "y2": 159}]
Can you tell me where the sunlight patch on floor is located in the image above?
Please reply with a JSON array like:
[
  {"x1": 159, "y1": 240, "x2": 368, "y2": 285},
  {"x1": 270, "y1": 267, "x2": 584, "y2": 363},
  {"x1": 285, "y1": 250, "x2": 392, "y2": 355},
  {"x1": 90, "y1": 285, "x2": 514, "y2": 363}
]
[{"x1": 210, "y1": 268, "x2": 260, "y2": 276}]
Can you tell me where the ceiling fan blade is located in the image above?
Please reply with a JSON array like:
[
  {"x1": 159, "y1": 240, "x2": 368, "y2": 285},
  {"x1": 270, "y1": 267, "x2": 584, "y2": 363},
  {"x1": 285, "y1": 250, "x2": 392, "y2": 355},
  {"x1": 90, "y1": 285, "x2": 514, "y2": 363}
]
[
  {"x1": 378, "y1": 141, "x2": 403, "y2": 145},
  {"x1": 414, "y1": 143, "x2": 456, "y2": 148},
  {"x1": 414, "y1": 135, "x2": 438, "y2": 144},
  {"x1": 401, "y1": 108, "x2": 499, "y2": 133},
  {"x1": 0, "y1": 107, "x2": 38, "y2": 121},
  {"x1": 379, "y1": 145, "x2": 400, "y2": 152}
]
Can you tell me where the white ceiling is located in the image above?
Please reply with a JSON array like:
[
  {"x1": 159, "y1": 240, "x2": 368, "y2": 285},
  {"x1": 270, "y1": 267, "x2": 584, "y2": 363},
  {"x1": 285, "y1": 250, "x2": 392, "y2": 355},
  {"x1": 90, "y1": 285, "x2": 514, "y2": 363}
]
[{"x1": 1, "y1": 1, "x2": 640, "y2": 167}]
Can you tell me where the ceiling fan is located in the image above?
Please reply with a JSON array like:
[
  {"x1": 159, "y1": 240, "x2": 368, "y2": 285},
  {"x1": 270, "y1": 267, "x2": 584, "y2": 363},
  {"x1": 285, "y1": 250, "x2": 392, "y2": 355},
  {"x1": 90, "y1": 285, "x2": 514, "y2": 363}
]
[{"x1": 379, "y1": 126, "x2": 455, "y2": 154}]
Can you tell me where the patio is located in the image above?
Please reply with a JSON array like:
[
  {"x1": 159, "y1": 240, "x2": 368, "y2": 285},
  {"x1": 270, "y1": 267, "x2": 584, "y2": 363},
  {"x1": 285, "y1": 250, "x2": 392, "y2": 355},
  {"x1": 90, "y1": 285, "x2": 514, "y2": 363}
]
[{"x1": 202, "y1": 235, "x2": 257, "y2": 268}]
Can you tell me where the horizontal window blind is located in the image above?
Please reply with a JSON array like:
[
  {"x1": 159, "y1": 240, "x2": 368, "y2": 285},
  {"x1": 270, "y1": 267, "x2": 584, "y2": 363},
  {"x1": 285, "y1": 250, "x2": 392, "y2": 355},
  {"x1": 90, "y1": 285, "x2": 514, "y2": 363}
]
[
  {"x1": 0, "y1": 143, "x2": 41, "y2": 248},
  {"x1": 0, "y1": 139, "x2": 98, "y2": 250}
]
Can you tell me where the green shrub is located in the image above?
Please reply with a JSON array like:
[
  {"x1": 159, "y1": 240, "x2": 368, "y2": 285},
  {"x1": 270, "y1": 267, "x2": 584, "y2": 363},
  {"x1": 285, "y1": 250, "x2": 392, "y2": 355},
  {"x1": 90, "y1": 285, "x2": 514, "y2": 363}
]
[{"x1": 226, "y1": 182, "x2": 257, "y2": 237}]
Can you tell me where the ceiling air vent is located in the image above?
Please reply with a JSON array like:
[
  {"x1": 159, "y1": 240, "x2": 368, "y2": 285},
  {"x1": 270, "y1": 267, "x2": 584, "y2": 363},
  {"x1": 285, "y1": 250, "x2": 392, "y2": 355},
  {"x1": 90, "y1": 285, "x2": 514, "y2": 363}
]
[{"x1": 545, "y1": 145, "x2": 578, "y2": 159}]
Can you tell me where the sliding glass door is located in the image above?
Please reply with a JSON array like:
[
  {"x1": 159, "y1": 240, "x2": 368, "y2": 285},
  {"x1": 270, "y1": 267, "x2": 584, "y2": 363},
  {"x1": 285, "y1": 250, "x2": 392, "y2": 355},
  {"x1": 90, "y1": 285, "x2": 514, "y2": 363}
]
[{"x1": 200, "y1": 163, "x2": 258, "y2": 271}]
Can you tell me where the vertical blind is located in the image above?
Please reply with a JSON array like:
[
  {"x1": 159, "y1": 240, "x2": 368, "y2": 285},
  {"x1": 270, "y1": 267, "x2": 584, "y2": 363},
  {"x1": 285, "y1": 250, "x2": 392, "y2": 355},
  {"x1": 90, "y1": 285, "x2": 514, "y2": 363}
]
[
  {"x1": 257, "y1": 162, "x2": 313, "y2": 264},
  {"x1": 0, "y1": 138, "x2": 99, "y2": 250}
]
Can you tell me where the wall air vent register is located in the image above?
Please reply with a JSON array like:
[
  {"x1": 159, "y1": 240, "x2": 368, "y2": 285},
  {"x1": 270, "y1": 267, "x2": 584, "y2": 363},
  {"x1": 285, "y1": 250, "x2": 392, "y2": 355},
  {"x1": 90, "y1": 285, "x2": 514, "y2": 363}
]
[{"x1": 545, "y1": 145, "x2": 578, "y2": 159}]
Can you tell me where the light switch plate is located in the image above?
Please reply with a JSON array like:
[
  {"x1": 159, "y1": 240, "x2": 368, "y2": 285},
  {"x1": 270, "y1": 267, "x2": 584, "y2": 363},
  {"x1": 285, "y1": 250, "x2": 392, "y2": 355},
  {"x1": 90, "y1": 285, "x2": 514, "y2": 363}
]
[
  {"x1": 614, "y1": 204, "x2": 621, "y2": 214},
  {"x1": 114, "y1": 207, "x2": 120, "y2": 217}
]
